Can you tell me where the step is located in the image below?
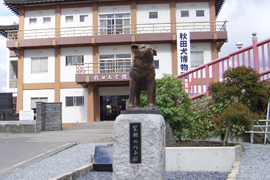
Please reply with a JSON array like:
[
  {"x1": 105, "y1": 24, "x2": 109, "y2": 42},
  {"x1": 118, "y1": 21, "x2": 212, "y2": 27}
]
[{"x1": 253, "y1": 125, "x2": 270, "y2": 127}]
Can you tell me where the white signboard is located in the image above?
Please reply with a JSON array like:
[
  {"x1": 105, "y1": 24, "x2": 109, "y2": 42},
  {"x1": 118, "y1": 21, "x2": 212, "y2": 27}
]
[
  {"x1": 19, "y1": 110, "x2": 34, "y2": 121},
  {"x1": 177, "y1": 30, "x2": 191, "y2": 74}
]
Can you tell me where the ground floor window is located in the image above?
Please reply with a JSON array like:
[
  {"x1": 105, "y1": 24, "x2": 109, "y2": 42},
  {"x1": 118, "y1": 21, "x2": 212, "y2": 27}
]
[
  {"x1": 66, "y1": 96, "x2": 84, "y2": 107},
  {"x1": 31, "y1": 97, "x2": 48, "y2": 109},
  {"x1": 100, "y1": 95, "x2": 129, "y2": 121}
]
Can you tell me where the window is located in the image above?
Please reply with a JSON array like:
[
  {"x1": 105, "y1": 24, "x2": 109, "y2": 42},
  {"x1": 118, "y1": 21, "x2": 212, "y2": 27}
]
[
  {"x1": 99, "y1": 54, "x2": 131, "y2": 73},
  {"x1": 190, "y1": 51, "x2": 203, "y2": 68},
  {"x1": 31, "y1": 57, "x2": 48, "y2": 73},
  {"x1": 31, "y1": 97, "x2": 48, "y2": 109},
  {"x1": 43, "y1": 17, "x2": 51, "y2": 24},
  {"x1": 149, "y1": 12, "x2": 158, "y2": 19},
  {"x1": 80, "y1": 15, "x2": 88, "y2": 22},
  {"x1": 154, "y1": 60, "x2": 159, "y2": 69},
  {"x1": 181, "y1": 11, "x2": 189, "y2": 17},
  {"x1": 196, "y1": 10, "x2": 204, "y2": 17},
  {"x1": 99, "y1": 13, "x2": 130, "y2": 35},
  {"x1": 66, "y1": 96, "x2": 84, "y2": 107},
  {"x1": 66, "y1": 16, "x2": 73, "y2": 22},
  {"x1": 66, "y1": 55, "x2": 84, "y2": 66},
  {"x1": 29, "y1": 18, "x2": 37, "y2": 25}
]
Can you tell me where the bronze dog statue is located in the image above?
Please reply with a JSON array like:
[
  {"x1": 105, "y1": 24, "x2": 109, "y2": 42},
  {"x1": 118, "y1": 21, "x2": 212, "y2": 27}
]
[{"x1": 128, "y1": 44, "x2": 157, "y2": 108}]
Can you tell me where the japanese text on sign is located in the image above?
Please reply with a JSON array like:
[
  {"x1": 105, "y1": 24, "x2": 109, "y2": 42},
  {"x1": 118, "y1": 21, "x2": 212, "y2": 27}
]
[
  {"x1": 177, "y1": 30, "x2": 190, "y2": 74},
  {"x1": 130, "y1": 122, "x2": 141, "y2": 164},
  {"x1": 93, "y1": 74, "x2": 127, "y2": 81}
]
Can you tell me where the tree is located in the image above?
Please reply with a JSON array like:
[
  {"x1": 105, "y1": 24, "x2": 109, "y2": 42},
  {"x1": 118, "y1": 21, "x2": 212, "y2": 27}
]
[
  {"x1": 209, "y1": 66, "x2": 269, "y2": 145},
  {"x1": 139, "y1": 74, "x2": 194, "y2": 139}
]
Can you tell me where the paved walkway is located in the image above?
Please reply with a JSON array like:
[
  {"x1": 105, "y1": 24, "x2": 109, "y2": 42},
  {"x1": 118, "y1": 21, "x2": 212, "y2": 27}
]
[{"x1": 0, "y1": 121, "x2": 114, "y2": 179}]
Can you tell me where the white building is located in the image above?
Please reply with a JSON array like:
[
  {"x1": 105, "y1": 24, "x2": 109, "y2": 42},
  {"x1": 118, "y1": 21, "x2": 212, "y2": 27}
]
[{"x1": 0, "y1": 0, "x2": 227, "y2": 126}]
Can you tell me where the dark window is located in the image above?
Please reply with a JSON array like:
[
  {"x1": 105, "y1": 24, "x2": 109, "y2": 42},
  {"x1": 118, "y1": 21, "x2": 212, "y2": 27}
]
[
  {"x1": 181, "y1": 11, "x2": 189, "y2": 17},
  {"x1": 196, "y1": 10, "x2": 204, "y2": 17},
  {"x1": 149, "y1": 12, "x2": 158, "y2": 19},
  {"x1": 154, "y1": 60, "x2": 159, "y2": 69},
  {"x1": 66, "y1": 96, "x2": 84, "y2": 107}
]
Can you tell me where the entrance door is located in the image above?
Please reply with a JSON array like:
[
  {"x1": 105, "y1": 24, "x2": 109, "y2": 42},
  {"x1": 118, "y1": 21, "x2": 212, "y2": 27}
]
[{"x1": 100, "y1": 95, "x2": 129, "y2": 121}]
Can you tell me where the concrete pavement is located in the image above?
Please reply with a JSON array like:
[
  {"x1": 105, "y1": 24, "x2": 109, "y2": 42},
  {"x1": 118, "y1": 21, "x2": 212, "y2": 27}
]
[{"x1": 0, "y1": 121, "x2": 114, "y2": 179}]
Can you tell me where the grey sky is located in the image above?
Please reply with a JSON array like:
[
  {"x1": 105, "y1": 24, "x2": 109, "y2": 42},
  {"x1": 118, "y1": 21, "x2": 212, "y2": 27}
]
[{"x1": 0, "y1": 0, "x2": 270, "y2": 92}]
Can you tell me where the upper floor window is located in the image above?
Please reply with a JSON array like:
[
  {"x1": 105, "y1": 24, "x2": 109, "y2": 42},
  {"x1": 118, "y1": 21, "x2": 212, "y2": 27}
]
[
  {"x1": 43, "y1": 17, "x2": 51, "y2": 24},
  {"x1": 66, "y1": 96, "x2": 84, "y2": 107},
  {"x1": 66, "y1": 16, "x2": 73, "y2": 22},
  {"x1": 154, "y1": 60, "x2": 159, "y2": 69},
  {"x1": 99, "y1": 13, "x2": 130, "y2": 35},
  {"x1": 31, "y1": 57, "x2": 48, "y2": 73},
  {"x1": 149, "y1": 12, "x2": 158, "y2": 19},
  {"x1": 99, "y1": 54, "x2": 131, "y2": 73},
  {"x1": 29, "y1": 18, "x2": 37, "y2": 25},
  {"x1": 66, "y1": 55, "x2": 84, "y2": 66},
  {"x1": 196, "y1": 10, "x2": 204, "y2": 17},
  {"x1": 190, "y1": 51, "x2": 203, "y2": 68},
  {"x1": 181, "y1": 11, "x2": 189, "y2": 17},
  {"x1": 80, "y1": 15, "x2": 88, "y2": 22}
]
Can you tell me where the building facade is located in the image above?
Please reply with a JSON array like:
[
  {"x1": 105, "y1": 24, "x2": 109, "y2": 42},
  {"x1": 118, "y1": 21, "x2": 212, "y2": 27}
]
[{"x1": 2, "y1": 0, "x2": 227, "y2": 126}]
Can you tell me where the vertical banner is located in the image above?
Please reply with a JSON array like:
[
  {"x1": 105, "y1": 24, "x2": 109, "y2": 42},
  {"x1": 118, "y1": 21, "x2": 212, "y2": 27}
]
[
  {"x1": 177, "y1": 30, "x2": 191, "y2": 74},
  {"x1": 130, "y1": 122, "x2": 141, "y2": 163}
]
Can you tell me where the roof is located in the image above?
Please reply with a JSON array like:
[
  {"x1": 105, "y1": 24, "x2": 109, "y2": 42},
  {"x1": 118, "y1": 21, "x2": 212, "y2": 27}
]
[
  {"x1": 4, "y1": 0, "x2": 226, "y2": 17},
  {"x1": 0, "y1": 24, "x2": 19, "y2": 38}
]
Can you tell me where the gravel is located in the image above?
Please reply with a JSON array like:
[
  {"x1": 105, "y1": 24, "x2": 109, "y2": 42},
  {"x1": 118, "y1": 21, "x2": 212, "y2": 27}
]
[
  {"x1": 4, "y1": 142, "x2": 270, "y2": 180},
  {"x1": 237, "y1": 143, "x2": 270, "y2": 180},
  {"x1": 3, "y1": 143, "x2": 108, "y2": 180}
]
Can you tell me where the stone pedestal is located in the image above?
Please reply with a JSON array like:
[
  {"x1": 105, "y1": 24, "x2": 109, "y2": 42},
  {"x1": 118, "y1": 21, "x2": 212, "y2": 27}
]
[{"x1": 113, "y1": 113, "x2": 165, "y2": 180}]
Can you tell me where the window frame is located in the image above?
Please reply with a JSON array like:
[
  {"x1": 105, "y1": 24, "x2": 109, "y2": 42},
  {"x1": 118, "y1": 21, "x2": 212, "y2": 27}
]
[
  {"x1": 66, "y1": 96, "x2": 84, "y2": 107},
  {"x1": 31, "y1": 57, "x2": 48, "y2": 73},
  {"x1": 29, "y1": 18, "x2": 37, "y2": 25},
  {"x1": 196, "y1": 10, "x2": 205, "y2": 17},
  {"x1": 149, "y1": 12, "x2": 158, "y2": 19},
  {"x1": 31, "y1": 97, "x2": 48, "y2": 109},
  {"x1": 80, "y1": 15, "x2": 88, "y2": 22},
  {"x1": 181, "y1": 10, "x2": 189, "y2": 17},
  {"x1": 43, "y1": 17, "x2": 51, "y2": 24},
  {"x1": 65, "y1": 15, "x2": 74, "y2": 22},
  {"x1": 66, "y1": 55, "x2": 84, "y2": 66},
  {"x1": 154, "y1": 60, "x2": 159, "y2": 69},
  {"x1": 99, "y1": 54, "x2": 131, "y2": 73},
  {"x1": 190, "y1": 51, "x2": 204, "y2": 68}
]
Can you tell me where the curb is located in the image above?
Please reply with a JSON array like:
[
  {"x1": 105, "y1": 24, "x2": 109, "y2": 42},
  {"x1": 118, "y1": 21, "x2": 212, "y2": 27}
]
[
  {"x1": 226, "y1": 144, "x2": 243, "y2": 180},
  {"x1": 49, "y1": 163, "x2": 93, "y2": 180}
]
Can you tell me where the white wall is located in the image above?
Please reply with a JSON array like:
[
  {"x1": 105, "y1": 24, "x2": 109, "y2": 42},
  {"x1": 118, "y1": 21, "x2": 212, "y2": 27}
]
[
  {"x1": 98, "y1": 5, "x2": 130, "y2": 14},
  {"x1": 24, "y1": 9, "x2": 55, "y2": 38},
  {"x1": 61, "y1": 7, "x2": 93, "y2": 28},
  {"x1": 25, "y1": 9, "x2": 55, "y2": 30},
  {"x1": 99, "y1": 87, "x2": 129, "y2": 96},
  {"x1": 60, "y1": 88, "x2": 88, "y2": 123},
  {"x1": 149, "y1": 44, "x2": 172, "y2": 79},
  {"x1": 24, "y1": 49, "x2": 55, "y2": 83},
  {"x1": 60, "y1": 47, "x2": 93, "y2": 82},
  {"x1": 137, "y1": 4, "x2": 170, "y2": 24},
  {"x1": 23, "y1": 89, "x2": 55, "y2": 110},
  {"x1": 99, "y1": 45, "x2": 131, "y2": 55},
  {"x1": 176, "y1": 2, "x2": 210, "y2": 22}
]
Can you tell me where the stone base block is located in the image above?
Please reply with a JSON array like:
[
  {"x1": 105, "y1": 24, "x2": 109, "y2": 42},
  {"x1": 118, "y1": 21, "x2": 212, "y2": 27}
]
[{"x1": 113, "y1": 114, "x2": 165, "y2": 180}]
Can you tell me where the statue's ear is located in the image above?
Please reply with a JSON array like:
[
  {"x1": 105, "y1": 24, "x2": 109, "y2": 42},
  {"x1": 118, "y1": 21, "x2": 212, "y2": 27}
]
[
  {"x1": 153, "y1": 49, "x2": 157, "y2": 56},
  {"x1": 131, "y1": 44, "x2": 139, "y2": 52}
]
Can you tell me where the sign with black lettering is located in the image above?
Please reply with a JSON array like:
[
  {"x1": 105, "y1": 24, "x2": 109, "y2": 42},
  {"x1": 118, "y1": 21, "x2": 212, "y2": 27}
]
[
  {"x1": 177, "y1": 30, "x2": 190, "y2": 74},
  {"x1": 130, "y1": 122, "x2": 141, "y2": 164}
]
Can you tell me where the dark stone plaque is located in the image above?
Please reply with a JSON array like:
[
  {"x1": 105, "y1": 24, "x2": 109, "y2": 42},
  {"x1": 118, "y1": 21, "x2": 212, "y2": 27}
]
[
  {"x1": 130, "y1": 122, "x2": 141, "y2": 164},
  {"x1": 93, "y1": 146, "x2": 113, "y2": 171},
  {"x1": 0, "y1": 93, "x2": 12, "y2": 109}
]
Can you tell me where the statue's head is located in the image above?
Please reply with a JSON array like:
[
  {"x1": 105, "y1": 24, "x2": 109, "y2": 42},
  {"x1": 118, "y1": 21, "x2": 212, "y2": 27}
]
[{"x1": 131, "y1": 44, "x2": 157, "y2": 59}]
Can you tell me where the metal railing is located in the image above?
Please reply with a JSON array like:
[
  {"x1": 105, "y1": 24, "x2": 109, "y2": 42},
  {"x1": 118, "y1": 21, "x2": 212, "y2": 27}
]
[
  {"x1": 7, "y1": 21, "x2": 227, "y2": 40},
  {"x1": 9, "y1": 79, "x2": 17, "y2": 89},
  {"x1": 76, "y1": 61, "x2": 131, "y2": 74},
  {"x1": 177, "y1": 33, "x2": 270, "y2": 100}
]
